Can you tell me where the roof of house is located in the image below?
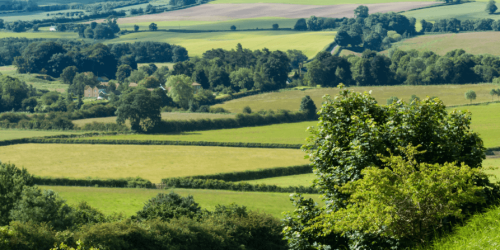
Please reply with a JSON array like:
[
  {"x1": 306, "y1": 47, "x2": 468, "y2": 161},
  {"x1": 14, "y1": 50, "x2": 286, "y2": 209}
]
[
  {"x1": 192, "y1": 82, "x2": 201, "y2": 86},
  {"x1": 97, "y1": 76, "x2": 109, "y2": 81},
  {"x1": 147, "y1": 88, "x2": 155, "y2": 92}
]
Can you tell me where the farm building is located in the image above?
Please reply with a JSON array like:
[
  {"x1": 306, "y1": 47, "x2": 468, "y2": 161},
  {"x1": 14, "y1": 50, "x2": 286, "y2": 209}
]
[
  {"x1": 192, "y1": 82, "x2": 202, "y2": 94},
  {"x1": 84, "y1": 86, "x2": 107, "y2": 98},
  {"x1": 49, "y1": 26, "x2": 57, "y2": 31}
]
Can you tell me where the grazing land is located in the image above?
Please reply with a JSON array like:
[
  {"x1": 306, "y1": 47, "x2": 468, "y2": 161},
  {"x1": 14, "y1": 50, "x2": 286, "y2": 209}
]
[
  {"x1": 387, "y1": 32, "x2": 500, "y2": 57},
  {"x1": 214, "y1": 84, "x2": 500, "y2": 113},
  {"x1": 210, "y1": 0, "x2": 438, "y2": 4},
  {"x1": 0, "y1": 129, "x2": 82, "y2": 141},
  {"x1": 116, "y1": 2, "x2": 439, "y2": 22},
  {"x1": 81, "y1": 121, "x2": 315, "y2": 144},
  {"x1": 0, "y1": 66, "x2": 69, "y2": 92},
  {"x1": 107, "y1": 31, "x2": 336, "y2": 58},
  {"x1": 72, "y1": 112, "x2": 237, "y2": 128},
  {"x1": 241, "y1": 173, "x2": 316, "y2": 187},
  {"x1": 453, "y1": 103, "x2": 500, "y2": 149},
  {"x1": 404, "y1": 2, "x2": 500, "y2": 22},
  {"x1": 41, "y1": 186, "x2": 321, "y2": 218},
  {"x1": 0, "y1": 144, "x2": 308, "y2": 183}
]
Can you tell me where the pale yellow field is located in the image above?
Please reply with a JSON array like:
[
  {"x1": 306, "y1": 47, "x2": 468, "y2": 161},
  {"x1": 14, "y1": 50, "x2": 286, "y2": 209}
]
[
  {"x1": 0, "y1": 144, "x2": 308, "y2": 183},
  {"x1": 0, "y1": 31, "x2": 79, "y2": 39}
]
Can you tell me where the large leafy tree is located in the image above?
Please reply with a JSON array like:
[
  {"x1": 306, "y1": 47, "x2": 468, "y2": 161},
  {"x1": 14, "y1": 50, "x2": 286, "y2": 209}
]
[
  {"x1": 60, "y1": 66, "x2": 78, "y2": 85},
  {"x1": 283, "y1": 85, "x2": 491, "y2": 249},
  {"x1": 0, "y1": 75, "x2": 29, "y2": 112},
  {"x1": 486, "y1": 0, "x2": 498, "y2": 14},
  {"x1": 166, "y1": 74, "x2": 194, "y2": 109},
  {"x1": 116, "y1": 87, "x2": 161, "y2": 132},
  {"x1": 136, "y1": 192, "x2": 200, "y2": 221},
  {"x1": 0, "y1": 163, "x2": 34, "y2": 226}
]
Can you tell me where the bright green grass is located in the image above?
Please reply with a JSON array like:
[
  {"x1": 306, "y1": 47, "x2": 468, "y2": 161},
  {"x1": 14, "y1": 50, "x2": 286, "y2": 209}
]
[
  {"x1": 0, "y1": 66, "x2": 69, "y2": 92},
  {"x1": 0, "y1": 144, "x2": 308, "y2": 183},
  {"x1": 0, "y1": 129, "x2": 82, "y2": 141},
  {"x1": 81, "y1": 121, "x2": 315, "y2": 144},
  {"x1": 241, "y1": 173, "x2": 316, "y2": 187},
  {"x1": 72, "y1": 112, "x2": 237, "y2": 128},
  {"x1": 120, "y1": 17, "x2": 299, "y2": 31},
  {"x1": 404, "y1": 2, "x2": 498, "y2": 22},
  {"x1": 452, "y1": 103, "x2": 500, "y2": 149},
  {"x1": 214, "y1": 84, "x2": 499, "y2": 113},
  {"x1": 419, "y1": 205, "x2": 500, "y2": 250},
  {"x1": 107, "y1": 30, "x2": 336, "y2": 58},
  {"x1": 210, "y1": 0, "x2": 436, "y2": 4},
  {"x1": 41, "y1": 186, "x2": 320, "y2": 218}
]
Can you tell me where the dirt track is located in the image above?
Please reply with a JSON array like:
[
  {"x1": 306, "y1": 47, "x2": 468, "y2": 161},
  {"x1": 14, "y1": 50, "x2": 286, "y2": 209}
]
[{"x1": 117, "y1": 2, "x2": 439, "y2": 23}]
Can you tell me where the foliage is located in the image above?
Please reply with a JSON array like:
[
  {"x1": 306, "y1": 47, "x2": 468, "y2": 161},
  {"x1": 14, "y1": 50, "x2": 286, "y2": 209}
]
[
  {"x1": 299, "y1": 95, "x2": 317, "y2": 119},
  {"x1": 116, "y1": 88, "x2": 161, "y2": 132},
  {"x1": 60, "y1": 66, "x2": 78, "y2": 85},
  {"x1": 283, "y1": 85, "x2": 490, "y2": 249},
  {"x1": 333, "y1": 145, "x2": 488, "y2": 245},
  {"x1": 0, "y1": 163, "x2": 34, "y2": 226},
  {"x1": 149, "y1": 22, "x2": 157, "y2": 31},
  {"x1": 305, "y1": 51, "x2": 351, "y2": 87},
  {"x1": 51, "y1": 240, "x2": 100, "y2": 250},
  {"x1": 387, "y1": 96, "x2": 399, "y2": 105},
  {"x1": 465, "y1": 90, "x2": 477, "y2": 104},
  {"x1": 486, "y1": 0, "x2": 498, "y2": 14},
  {"x1": 0, "y1": 75, "x2": 29, "y2": 112},
  {"x1": 136, "y1": 192, "x2": 201, "y2": 221},
  {"x1": 166, "y1": 74, "x2": 194, "y2": 109}
]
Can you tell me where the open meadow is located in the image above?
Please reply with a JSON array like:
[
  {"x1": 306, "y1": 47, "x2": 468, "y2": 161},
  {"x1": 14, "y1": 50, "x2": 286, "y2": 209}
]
[
  {"x1": 0, "y1": 129, "x2": 81, "y2": 141},
  {"x1": 0, "y1": 144, "x2": 308, "y2": 183},
  {"x1": 107, "y1": 30, "x2": 336, "y2": 58},
  {"x1": 208, "y1": 0, "x2": 439, "y2": 6},
  {"x1": 404, "y1": 2, "x2": 499, "y2": 21},
  {"x1": 387, "y1": 32, "x2": 500, "y2": 57},
  {"x1": 241, "y1": 173, "x2": 316, "y2": 187},
  {"x1": 72, "y1": 112, "x2": 237, "y2": 128},
  {"x1": 41, "y1": 186, "x2": 320, "y2": 218},
  {"x1": 213, "y1": 84, "x2": 500, "y2": 112},
  {"x1": 0, "y1": 66, "x2": 69, "y2": 92},
  {"x1": 81, "y1": 121, "x2": 315, "y2": 144},
  {"x1": 453, "y1": 103, "x2": 500, "y2": 149},
  {"x1": 0, "y1": 31, "x2": 79, "y2": 39}
]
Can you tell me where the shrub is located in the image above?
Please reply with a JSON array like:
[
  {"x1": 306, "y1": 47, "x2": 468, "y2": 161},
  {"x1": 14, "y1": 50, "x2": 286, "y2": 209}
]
[
  {"x1": 135, "y1": 192, "x2": 201, "y2": 221},
  {"x1": 242, "y1": 106, "x2": 252, "y2": 114}
]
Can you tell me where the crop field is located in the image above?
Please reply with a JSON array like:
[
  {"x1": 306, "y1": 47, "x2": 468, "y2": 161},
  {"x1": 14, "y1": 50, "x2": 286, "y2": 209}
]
[
  {"x1": 72, "y1": 112, "x2": 237, "y2": 127},
  {"x1": 213, "y1": 84, "x2": 500, "y2": 113},
  {"x1": 116, "y1": 2, "x2": 439, "y2": 23},
  {"x1": 41, "y1": 186, "x2": 320, "y2": 218},
  {"x1": 0, "y1": 129, "x2": 82, "y2": 141},
  {"x1": 0, "y1": 144, "x2": 307, "y2": 183},
  {"x1": 0, "y1": 31, "x2": 79, "y2": 39},
  {"x1": 404, "y1": 2, "x2": 500, "y2": 22},
  {"x1": 107, "y1": 30, "x2": 336, "y2": 58},
  {"x1": 241, "y1": 173, "x2": 315, "y2": 187},
  {"x1": 210, "y1": 0, "x2": 438, "y2": 4},
  {"x1": 82, "y1": 121, "x2": 316, "y2": 144},
  {"x1": 119, "y1": 17, "x2": 299, "y2": 31},
  {"x1": 388, "y1": 32, "x2": 500, "y2": 57}
]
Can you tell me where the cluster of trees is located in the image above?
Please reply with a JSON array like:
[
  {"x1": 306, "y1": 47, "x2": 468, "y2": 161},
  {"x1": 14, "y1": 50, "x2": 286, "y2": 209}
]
[
  {"x1": 70, "y1": 0, "x2": 148, "y2": 13},
  {"x1": 420, "y1": 18, "x2": 500, "y2": 33},
  {"x1": 77, "y1": 18, "x2": 121, "y2": 40},
  {"x1": 283, "y1": 85, "x2": 498, "y2": 249},
  {"x1": 293, "y1": 16, "x2": 348, "y2": 31},
  {"x1": 0, "y1": 0, "x2": 38, "y2": 11},
  {"x1": 306, "y1": 48, "x2": 500, "y2": 87},
  {"x1": 10, "y1": 39, "x2": 187, "y2": 79},
  {"x1": 334, "y1": 8, "x2": 417, "y2": 51},
  {"x1": 0, "y1": 163, "x2": 286, "y2": 250}
]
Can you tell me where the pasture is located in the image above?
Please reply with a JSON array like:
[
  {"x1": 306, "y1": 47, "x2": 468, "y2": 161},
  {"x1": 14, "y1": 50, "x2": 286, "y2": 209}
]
[
  {"x1": 0, "y1": 129, "x2": 81, "y2": 141},
  {"x1": 453, "y1": 103, "x2": 500, "y2": 149},
  {"x1": 0, "y1": 31, "x2": 79, "y2": 39},
  {"x1": 72, "y1": 112, "x2": 237, "y2": 128},
  {"x1": 82, "y1": 121, "x2": 316, "y2": 144},
  {"x1": 404, "y1": 2, "x2": 500, "y2": 22},
  {"x1": 0, "y1": 144, "x2": 308, "y2": 183},
  {"x1": 387, "y1": 32, "x2": 500, "y2": 57},
  {"x1": 0, "y1": 66, "x2": 69, "y2": 92},
  {"x1": 107, "y1": 30, "x2": 336, "y2": 58},
  {"x1": 241, "y1": 173, "x2": 315, "y2": 187},
  {"x1": 213, "y1": 84, "x2": 500, "y2": 112},
  {"x1": 41, "y1": 186, "x2": 321, "y2": 218},
  {"x1": 209, "y1": 0, "x2": 438, "y2": 6}
]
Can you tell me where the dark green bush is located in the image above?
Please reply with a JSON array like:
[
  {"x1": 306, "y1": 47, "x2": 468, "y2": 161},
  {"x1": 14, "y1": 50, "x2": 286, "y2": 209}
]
[
  {"x1": 135, "y1": 192, "x2": 201, "y2": 221},
  {"x1": 0, "y1": 163, "x2": 34, "y2": 226}
]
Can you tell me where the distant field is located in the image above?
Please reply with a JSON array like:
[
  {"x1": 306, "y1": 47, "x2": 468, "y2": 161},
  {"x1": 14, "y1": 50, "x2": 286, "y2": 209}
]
[
  {"x1": 453, "y1": 103, "x2": 500, "y2": 149},
  {"x1": 120, "y1": 18, "x2": 299, "y2": 31},
  {"x1": 241, "y1": 173, "x2": 315, "y2": 187},
  {"x1": 210, "y1": 0, "x2": 437, "y2": 4},
  {"x1": 0, "y1": 31, "x2": 79, "y2": 39},
  {"x1": 0, "y1": 66, "x2": 69, "y2": 92},
  {"x1": 72, "y1": 112, "x2": 237, "y2": 128},
  {"x1": 213, "y1": 84, "x2": 500, "y2": 113},
  {"x1": 0, "y1": 129, "x2": 81, "y2": 141},
  {"x1": 82, "y1": 121, "x2": 316, "y2": 144},
  {"x1": 107, "y1": 30, "x2": 336, "y2": 58},
  {"x1": 42, "y1": 186, "x2": 320, "y2": 218},
  {"x1": 0, "y1": 144, "x2": 307, "y2": 183},
  {"x1": 387, "y1": 32, "x2": 500, "y2": 56},
  {"x1": 404, "y1": 2, "x2": 499, "y2": 22}
]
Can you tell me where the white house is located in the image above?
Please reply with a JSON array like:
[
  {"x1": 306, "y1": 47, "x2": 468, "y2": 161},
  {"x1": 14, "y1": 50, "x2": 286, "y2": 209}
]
[{"x1": 49, "y1": 26, "x2": 57, "y2": 31}]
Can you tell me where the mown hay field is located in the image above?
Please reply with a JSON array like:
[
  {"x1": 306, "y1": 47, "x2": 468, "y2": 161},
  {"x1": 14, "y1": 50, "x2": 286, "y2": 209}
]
[
  {"x1": 213, "y1": 84, "x2": 500, "y2": 113},
  {"x1": 387, "y1": 32, "x2": 500, "y2": 56},
  {"x1": 41, "y1": 186, "x2": 320, "y2": 218},
  {"x1": 0, "y1": 144, "x2": 308, "y2": 183},
  {"x1": 0, "y1": 129, "x2": 82, "y2": 141},
  {"x1": 208, "y1": 0, "x2": 438, "y2": 6},
  {"x1": 82, "y1": 121, "x2": 315, "y2": 144},
  {"x1": 240, "y1": 173, "x2": 316, "y2": 187},
  {"x1": 404, "y1": 2, "x2": 499, "y2": 22},
  {"x1": 72, "y1": 112, "x2": 237, "y2": 128},
  {"x1": 106, "y1": 30, "x2": 336, "y2": 58}
]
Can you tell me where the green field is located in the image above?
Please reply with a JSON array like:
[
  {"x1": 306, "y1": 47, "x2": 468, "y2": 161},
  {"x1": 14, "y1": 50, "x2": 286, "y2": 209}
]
[
  {"x1": 0, "y1": 31, "x2": 79, "y2": 39},
  {"x1": 107, "y1": 30, "x2": 336, "y2": 58},
  {"x1": 41, "y1": 186, "x2": 320, "y2": 218},
  {"x1": 209, "y1": 0, "x2": 437, "y2": 4},
  {"x1": 82, "y1": 121, "x2": 315, "y2": 144},
  {"x1": 241, "y1": 173, "x2": 316, "y2": 187},
  {"x1": 72, "y1": 112, "x2": 237, "y2": 128},
  {"x1": 0, "y1": 144, "x2": 307, "y2": 183},
  {"x1": 213, "y1": 84, "x2": 500, "y2": 113},
  {"x1": 453, "y1": 103, "x2": 500, "y2": 149},
  {"x1": 120, "y1": 18, "x2": 299, "y2": 31},
  {"x1": 0, "y1": 129, "x2": 82, "y2": 141},
  {"x1": 404, "y1": 2, "x2": 498, "y2": 22},
  {"x1": 0, "y1": 66, "x2": 70, "y2": 92}
]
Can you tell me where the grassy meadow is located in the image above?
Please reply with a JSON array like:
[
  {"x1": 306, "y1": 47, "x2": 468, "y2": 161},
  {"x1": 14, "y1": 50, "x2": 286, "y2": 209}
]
[
  {"x1": 41, "y1": 186, "x2": 320, "y2": 218},
  {"x1": 0, "y1": 31, "x2": 79, "y2": 39},
  {"x1": 0, "y1": 129, "x2": 82, "y2": 141},
  {"x1": 213, "y1": 84, "x2": 500, "y2": 113},
  {"x1": 120, "y1": 18, "x2": 299, "y2": 31},
  {"x1": 404, "y1": 2, "x2": 498, "y2": 22},
  {"x1": 453, "y1": 103, "x2": 500, "y2": 148},
  {"x1": 72, "y1": 112, "x2": 237, "y2": 128},
  {"x1": 82, "y1": 121, "x2": 315, "y2": 144},
  {"x1": 241, "y1": 173, "x2": 315, "y2": 187},
  {"x1": 0, "y1": 144, "x2": 308, "y2": 183},
  {"x1": 106, "y1": 30, "x2": 336, "y2": 58},
  {"x1": 209, "y1": 0, "x2": 437, "y2": 4},
  {"x1": 0, "y1": 65, "x2": 69, "y2": 92}
]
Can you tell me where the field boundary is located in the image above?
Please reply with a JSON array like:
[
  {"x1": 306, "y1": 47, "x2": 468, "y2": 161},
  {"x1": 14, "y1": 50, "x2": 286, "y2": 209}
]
[{"x1": 34, "y1": 176, "x2": 154, "y2": 188}]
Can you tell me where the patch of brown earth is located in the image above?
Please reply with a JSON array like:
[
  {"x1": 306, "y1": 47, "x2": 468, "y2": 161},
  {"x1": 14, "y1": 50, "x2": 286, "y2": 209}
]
[{"x1": 116, "y1": 2, "x2": 439, "y2": 23}]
